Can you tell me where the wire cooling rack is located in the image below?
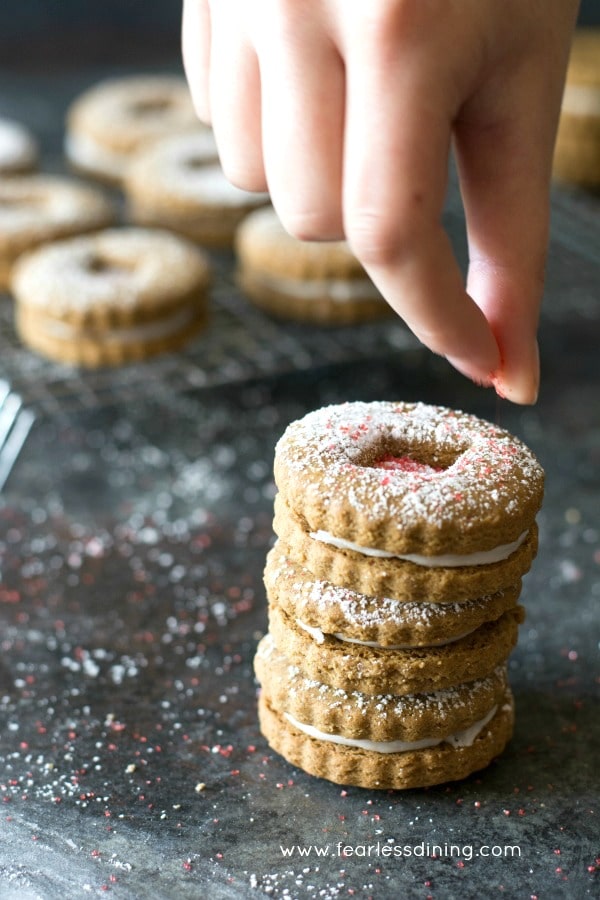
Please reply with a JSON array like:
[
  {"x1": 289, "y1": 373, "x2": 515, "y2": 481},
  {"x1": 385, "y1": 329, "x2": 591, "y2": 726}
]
[{"x1": 0, "y1": 252, "x2": 417, "y2": 419}]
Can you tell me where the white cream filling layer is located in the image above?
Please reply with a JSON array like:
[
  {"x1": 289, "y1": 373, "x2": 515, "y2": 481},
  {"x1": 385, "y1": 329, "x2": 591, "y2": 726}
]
[
  {"x1": 309, "y1": 529, "x2": 528, "y2": 568},
  {"x1": 40, "y1": 304, "x2": 197, "y2": 345},
  {"x1": 284, "y1": 704, "x2": 497, "y2": 753},
  {"x1": 562, "y1": 84, "x2": 600, "y2": 117},
  {"x1": 296, "y1": 618, "x2": 476, "y2": 649},
  {"x1": 254, "y1": 272, "x2": 382, "y2": 304}
]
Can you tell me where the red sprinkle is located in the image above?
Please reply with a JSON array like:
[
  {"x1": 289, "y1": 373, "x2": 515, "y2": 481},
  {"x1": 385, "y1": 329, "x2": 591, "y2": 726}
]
[{"x1": 374, "y1": 455, "x2": 442, "y2": 476}]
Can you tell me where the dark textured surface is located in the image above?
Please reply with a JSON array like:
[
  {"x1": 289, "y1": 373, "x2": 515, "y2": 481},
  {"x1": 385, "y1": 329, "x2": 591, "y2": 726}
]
[{"x1": 0, "y1": 68, "x2": 599, "y2": 899}]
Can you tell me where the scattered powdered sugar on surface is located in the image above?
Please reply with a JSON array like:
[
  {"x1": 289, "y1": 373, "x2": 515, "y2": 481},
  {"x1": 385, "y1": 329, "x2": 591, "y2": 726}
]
[{"x1": 275, "y1": 401, "x2": 544, "y2": 533}]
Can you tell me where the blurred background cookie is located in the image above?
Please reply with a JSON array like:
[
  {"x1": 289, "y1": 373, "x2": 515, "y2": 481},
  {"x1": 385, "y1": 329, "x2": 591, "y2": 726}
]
[
  {"x1": 235, "y1": 206, "x2": 391, "y2": 325},
  {"x1": 11, "y1": 227, "x2": 211, "y2": 367},
  {"x1": 125, "y1": 144, "x2": 269, "y2": 248},
  {"x1": 0, "y1": 174, "x2": 115, "y2": 289},
  {"x1": 64, "y1": 75, "x2": 201, "y2": 185},
  {"x1": 553, "y1": 28, "x2": 600, "y2": 188},
  {"x1": 0, "y1": 117, "x2": 38, "y2": 175}
]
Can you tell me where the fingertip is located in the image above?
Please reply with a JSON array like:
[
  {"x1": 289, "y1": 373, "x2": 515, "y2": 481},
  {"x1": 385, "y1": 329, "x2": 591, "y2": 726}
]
[{"x1": 491, "y1": 339, "x2": 540, "y2": 405}]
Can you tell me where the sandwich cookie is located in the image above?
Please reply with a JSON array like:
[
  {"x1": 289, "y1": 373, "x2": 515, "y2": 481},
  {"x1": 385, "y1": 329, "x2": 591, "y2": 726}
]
[
  {"x1": 0, "y1": 174, "x2": 114, "y2": 290},
  {"x1": 256, "y1": 635, "x2": 514, "y2": 790},
  {"x1": 267, "y1": 599, "x2": 524, "y2": 695},
  {"x1": 0, "y1": 118, "x2": 38, "y2": 175},
  {"x1": 11, "y1": 227, "x2": 211, "y2": 367},
  {"x1": 554, "y1": 29, "x2": 600, "y2": 188},
  {"x1": 65, "y1": 75, "x2": 201, "y2": 185},
  {"x1": 126, "y1": 144, "x2": 269, "y2": 248},
  {"x1": 235, "y1": 206, "x2": 391, "y2": 324},
  {"x1": 265, "y1": 541, "x2": 523, "y2": 649}
]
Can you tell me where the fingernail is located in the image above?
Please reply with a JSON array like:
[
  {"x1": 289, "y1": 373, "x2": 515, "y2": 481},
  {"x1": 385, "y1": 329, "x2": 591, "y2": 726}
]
[{"x1": 491, "y1": 340, "x2": 540, "y2": 405}]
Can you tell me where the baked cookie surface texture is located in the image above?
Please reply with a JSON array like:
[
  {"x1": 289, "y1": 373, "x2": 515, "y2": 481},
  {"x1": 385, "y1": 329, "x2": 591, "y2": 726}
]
[
  {"x1": 0, "y1": 118, "x2": 38, "y2": 175},
  {"x1": 11, "y1": 227, "x2": 211, "y2": 367},
  {"x1": 126, "y1": 137, "x2": 268, "y2": 247},
  {"x1": 65, "y1": 75, "x2": 201, "y2": 185},
  {"x1": 553, "y1": 29, "x2": 600, "y2": 187},
  {"x1": 236, "y1": 206, "x2": 391, "y2": 324},
  {"x1": 255, "y1": 401, "x2": 544, "y2": 789},
  {"x1": 0, "y1": 175, "x2": 115, "y2": 290}
]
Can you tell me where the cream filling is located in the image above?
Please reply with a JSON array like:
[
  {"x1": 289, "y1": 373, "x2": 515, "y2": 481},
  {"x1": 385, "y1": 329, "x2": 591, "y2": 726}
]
[
  {"x1": 254, "y1": 272, "x2": 382, "y2": 304},
  {"x1": 309, "y1": 529, "x2": 528, "y2": 568},
  {"x1": 284, "y1": 704, "x2": 498, "y2": 753},
  {"x1": 296, "y1": 618, "x2": 476, "y2": 649},
  {"x1": 38, "y1": 304, "x2": 197, "y2": 345},
  {"x1": 562, "y1": 84, "x2": 600, "y2": 117}
]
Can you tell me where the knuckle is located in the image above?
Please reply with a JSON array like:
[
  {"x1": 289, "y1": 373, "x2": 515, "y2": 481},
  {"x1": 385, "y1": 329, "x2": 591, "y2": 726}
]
[{"x1": 345, "y1": 211, "x2": 405, "y2": 267}]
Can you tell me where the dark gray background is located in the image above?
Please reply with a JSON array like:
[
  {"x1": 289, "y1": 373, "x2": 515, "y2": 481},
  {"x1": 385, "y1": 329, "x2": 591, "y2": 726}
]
[{"x1": 0, "y1": 0, "x2": 598, "y2": 67}]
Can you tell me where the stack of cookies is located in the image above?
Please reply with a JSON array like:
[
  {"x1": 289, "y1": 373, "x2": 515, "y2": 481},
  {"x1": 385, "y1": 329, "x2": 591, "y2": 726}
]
[{"x1": 255, "y1": 401, "x2": 544, "y2": 789}]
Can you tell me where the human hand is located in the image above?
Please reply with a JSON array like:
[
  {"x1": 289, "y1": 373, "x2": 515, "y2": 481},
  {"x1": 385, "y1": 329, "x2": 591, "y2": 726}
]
[{"x1": 183, "y1": 0, "x2": 579, "y2": 403}]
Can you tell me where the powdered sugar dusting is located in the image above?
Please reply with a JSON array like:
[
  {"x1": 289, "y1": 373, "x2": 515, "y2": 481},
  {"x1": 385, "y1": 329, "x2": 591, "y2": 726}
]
[{"x1": 275, "y1": 401, "x2": 544, "y2": 546}]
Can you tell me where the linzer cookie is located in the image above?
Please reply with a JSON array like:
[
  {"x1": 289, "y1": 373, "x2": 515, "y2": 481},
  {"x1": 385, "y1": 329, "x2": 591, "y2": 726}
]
[
  {"x1": 65, "y1": 75, "x2": 201, "y2": 185},
  {"x1": 265, "y1": 543, "x2": 523, "y2": 650},
  {"x1": 255, "y1": 636, "x2": 514, "y2": 789},
  {"x1": 274, "y1": 402, "x2": 544, "y2": 557},
  {"x1": 126, "y1": 141, "x2": 269, "y2": 248},
  {"x1": 0, "y1": 175, "x2": 115, "y2": 290},
  {"x1": 0, "y1": 118, "x2": 38, "y2": 176},
  {"x1": 255, "y1": 400, "x2": 544, "y2": 789},
  {"x1": 11, "y1": 227, "x2": 211, "y2": 367},
  {"x1": 258, "y1": 687, "x2": 514, "y2": 791},
  {"x1": 235, "y1": 206, "x2": 391, "y2": 324},
  {"x1": 553, "y1": 29, "x2": 600, "y2": 188},
  {"x1": 268, "y1": 600, "x2": 524, "y2": 696}
]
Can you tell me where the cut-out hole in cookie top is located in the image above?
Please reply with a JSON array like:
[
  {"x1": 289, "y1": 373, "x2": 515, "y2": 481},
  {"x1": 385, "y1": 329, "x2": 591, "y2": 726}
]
[
  {"x1": 129, "y1": 98, "x2": 172, "y2": 117},
  {"x1": 83, "y1": 254, "x2": 131, "y2": 278},
  {"x1": 373, "y1": 455, "x2": 444, "y2": 476},
  {"x1": 185, "y1": 155, "x2": 210, "y2": 170}
]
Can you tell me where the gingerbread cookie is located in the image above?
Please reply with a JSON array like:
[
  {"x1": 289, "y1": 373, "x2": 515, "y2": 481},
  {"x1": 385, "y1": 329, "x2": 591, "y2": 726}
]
[
  {"x1": 268, "y1": 600, "x2": 523, "y2": 695},
  {"x1": 256, "y1": 636, "x2": 515, "y2": 790},
  {"x1": 235, "y1": 206, "x2": 391, "y2": 324},
  {"x1": 0, "y1": 175, "x2": 115, "y2": 290},
  {"x1": 554, "y1": 29, "x2": 600, "y2": 188},
  {"x1": 11, "y1": 227, "x2": 211, "y2": 367},
  {"x1": 0, "y1": 118, "x2": 38, "y2": 175},
  {"x1": 265, "y1": 542, "x2": 523, "y2": 648},
  {"x1": 255, "y1": 635, "x2": 509, "y2": 743},
  {"x1": 65, "y1": 75, "x2": 201, "y2": 185},
  {"x1": 126, "y1": 142, "x2": 269, "y2": 248},
  {"x1": 255, "y1": 400, "x2": 544, "y2": 789}
]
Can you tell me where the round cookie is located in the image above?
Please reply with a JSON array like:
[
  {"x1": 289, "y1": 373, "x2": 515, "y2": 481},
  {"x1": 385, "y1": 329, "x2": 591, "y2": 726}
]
[
  {"x1": 65, "y1": 75, "x2": 201, "y2": 185},
  {"x1": 235, "y1": 206, "x2": 391, "y2": 324},
  {"x1": 274, "y1": 401, "x2": 544, "y2": 556},
  {"x1": 268, "y1": 600, "x2": 524, "y2": 696},
  {"x1": 554, "y1": 29, "x2": 600, "y2": 187},
  {"x1": 255, "y1": 635, "x2": 509, "y2": 743},
  {"x1": 265, "y1": 541, "x2": 523, "y2": 648},
  {"x1": 258, "y1": 687, "x2": 514, "y2": 790},
  {"x1": 11, "y1": 228, "x2": 211, "y2": 367},
  {"x1": 0, "y1": 118, "x2": 38, "y2": 175},
  {"x1": 273, "y1": 493, "x2": 538, "y2": 603},
  {"x1": 126, "y1": 145, "x2": 269, "y2": 248},
  {"x1": 0, "y1": 175, "x2": 115, "y2": 290}
]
